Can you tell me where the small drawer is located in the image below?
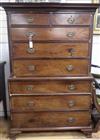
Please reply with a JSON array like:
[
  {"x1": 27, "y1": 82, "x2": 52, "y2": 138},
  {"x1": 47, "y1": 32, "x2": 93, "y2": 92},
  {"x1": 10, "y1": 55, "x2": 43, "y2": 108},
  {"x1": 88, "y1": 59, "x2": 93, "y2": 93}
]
[
  {"x1": 10, "y1": 13, "x2": 50, "y2": 25},
  {"x1": 9, "y1": 79, "x2": 92, "y2": 94},
  {"x1": 11, "y1": 111, "x2": 91, "y2": 128},
  {"x1": 11, "y1": 27, "x2": 90, "y2": 41},
  {"x1": 13, "y1": 43, "x2": 89, "y2": 58},
  {"x1": 13, "y1": 59, "x2": 89, "y2": 77},
  {"x1": 10, "y1": 94, "x2": 91, "y2": 111},
  {"x1": 51, "y1": 13, "x2": 91, "y2": 25}
]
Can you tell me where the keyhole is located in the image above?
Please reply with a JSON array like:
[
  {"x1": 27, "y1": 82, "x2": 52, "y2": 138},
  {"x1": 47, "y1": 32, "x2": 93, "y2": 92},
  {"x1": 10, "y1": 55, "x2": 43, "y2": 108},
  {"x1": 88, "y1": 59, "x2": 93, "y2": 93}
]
[{"x1": 67, "y1": 48, "x2": 75, "y2": 56}]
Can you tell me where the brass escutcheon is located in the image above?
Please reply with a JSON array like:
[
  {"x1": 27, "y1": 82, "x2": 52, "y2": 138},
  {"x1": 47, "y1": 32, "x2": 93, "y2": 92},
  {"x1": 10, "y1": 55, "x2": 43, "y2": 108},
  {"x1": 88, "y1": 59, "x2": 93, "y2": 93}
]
[
  {"x1": 68, "y1": 100, "x2": 75, "y2": 107},
  {"x1": 26, "y1": 85, "x2": 34, "y2": 91},
  {"x1": 66, "y1": 65, "x2": 74, "y2": 71},
  {"x1": 27, "y1": 101, "x2": 34, "y2": 107},
  {"x1": 27, "y1": 17, "x2": 34, "y2": 23},
  {"x1": 67, "y1": 16, "x2": 75, "y2": 24},
  {"x1": 68, "y1": 84, "x2": 76, "y2": 90},
  {"x1": 67, "y1": 117, "x2": 75, "y2": 123},
  {"x1": 67, "y1": 32, "x2": 75, "y2": 37},
  {"x1": 28, "y1": 65, "x2": 35, "y2": 71},
  {"x1": 27, "y1": 47, "x2": 35, "y2": 54}
]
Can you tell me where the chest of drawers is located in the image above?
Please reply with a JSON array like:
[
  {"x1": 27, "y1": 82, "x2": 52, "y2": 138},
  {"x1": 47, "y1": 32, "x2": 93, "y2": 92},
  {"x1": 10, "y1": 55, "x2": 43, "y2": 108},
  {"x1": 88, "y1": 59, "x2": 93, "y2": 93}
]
[{"x1": 1, "y1": 2, "x2": 100, "y2": 138}]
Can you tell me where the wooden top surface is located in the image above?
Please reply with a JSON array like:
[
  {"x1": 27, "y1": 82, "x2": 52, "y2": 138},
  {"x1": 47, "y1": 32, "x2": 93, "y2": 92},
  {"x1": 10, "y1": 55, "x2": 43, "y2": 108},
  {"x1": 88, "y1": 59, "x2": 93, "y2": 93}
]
[{"x1": 0, "y1": 2, "x2": 99, "y2": 10}]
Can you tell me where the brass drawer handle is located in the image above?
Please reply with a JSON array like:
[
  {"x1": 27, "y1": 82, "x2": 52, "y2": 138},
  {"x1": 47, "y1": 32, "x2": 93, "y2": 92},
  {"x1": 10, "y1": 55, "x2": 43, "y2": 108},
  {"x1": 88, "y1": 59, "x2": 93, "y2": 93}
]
[
  {"x1": 27, "y1": 47, "x2": 35, "y2": 54},
  {"x1": 26, "y1": 85, "x2": 34, "y2": 91},
  {"x1": 26, "y1": 32, "x2": 36, "y2": 38},
  {"x1": 67, "y1": 17, "x2": 75, "y2": 24},
  {"x1": 66, "y1": 32, "x2": 75, "y2": 38},
  {"x1": 27, "y1": 17, "x2": 34, "y2": 23},
  {"x1": 68, "y1": 100, "x2": 75, "y2": 107},
  {"x1": 66, "y1": 65, "x2": 74, "y2": 71},
  {"x1": 27, "y1": 101, "x2": 34, "y2": 107},
  {"x1": 68, "y1": 84, "x2": 76, "y2": 90},
  {"x1": 67, "y1": 117, "x2": 75, "y2": 123},
  {"x1": 28, "y1": 65, "x2": 35, "y2": 71}
]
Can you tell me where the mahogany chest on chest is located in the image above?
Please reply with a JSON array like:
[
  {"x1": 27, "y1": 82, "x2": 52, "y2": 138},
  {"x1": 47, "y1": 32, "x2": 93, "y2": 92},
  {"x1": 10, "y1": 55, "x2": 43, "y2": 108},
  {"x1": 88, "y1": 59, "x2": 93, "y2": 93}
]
[{"x1": 1, "y1": 2, "x2": 100, "y2": 138}]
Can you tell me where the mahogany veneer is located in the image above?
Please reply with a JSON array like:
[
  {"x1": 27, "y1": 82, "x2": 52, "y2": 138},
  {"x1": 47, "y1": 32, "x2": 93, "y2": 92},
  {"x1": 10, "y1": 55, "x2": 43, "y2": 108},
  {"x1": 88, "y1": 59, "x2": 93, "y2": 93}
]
[
  {"x1": 11, "y1": 13, "x2": 91, "y2": 25},
  {"x1": 13, "y1": 43, "x2": 89, "y2": 58},
  {"x1": 9, "y1": 79, "x2": 92, "y2": 94},
  {"x1": 1, "y1": 2, "x2": 100, "y2": 138},
  {"x1": 13, "y1": 59, "x2": 89, "y2": 77}
]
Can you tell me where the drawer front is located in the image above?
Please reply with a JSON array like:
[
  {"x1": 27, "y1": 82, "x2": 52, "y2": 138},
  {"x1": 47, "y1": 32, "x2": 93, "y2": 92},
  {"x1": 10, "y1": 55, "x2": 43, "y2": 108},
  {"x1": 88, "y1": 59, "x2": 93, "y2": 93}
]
[
  {"x1": 9, "y1": 80, "x2": 91, "y2": 94},
  {"x1": 10, "y1": 95, "x2": 91, "y2": 111},
  {"x1": 10, "y1": 13, "x2": 91, "y2": 25},
  {"x1": 11, "y1": 14, "x2": 49, "y2": 25},
  {"x1": 13, "y1": 59, "x2": 89, "y2": 77},
  {"x1": 51, "y1": 13, "x2": 91, "y2": 25},
  {"x1": 13, "y1": 43, "x2": 89, "y2": 58},
  {"x1": 11, "y1": 111, "x2": 91, "y2": 128},
  {"x1": 11, "y1": 27, "x2": 90, "y2": 41}
]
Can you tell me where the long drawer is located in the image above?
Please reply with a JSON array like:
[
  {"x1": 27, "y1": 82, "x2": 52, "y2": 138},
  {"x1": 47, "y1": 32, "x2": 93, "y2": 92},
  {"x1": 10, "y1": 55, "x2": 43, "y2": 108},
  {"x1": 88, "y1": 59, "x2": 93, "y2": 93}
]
[
  {"x1": 10, "y1": 13, "x2": 91, "y2": 25},
  {"x1": 13, "y1": 59, "x2": 89, "y2": 77},
  {"x1": 11, "y1": 111, "x2": 91, "y2": 128},
  {"x1": 9, "y1": 79, "x2": 92, "y2": 94},
  {"x1": 11, "y1": 27, "x2": 90, "y2": 41},
  {"x1": 10, "y1": 94, "x2": 91, "y2": 111},
  {"x1": 13, "y1": 43, "x2": 89, "y2": 58}
]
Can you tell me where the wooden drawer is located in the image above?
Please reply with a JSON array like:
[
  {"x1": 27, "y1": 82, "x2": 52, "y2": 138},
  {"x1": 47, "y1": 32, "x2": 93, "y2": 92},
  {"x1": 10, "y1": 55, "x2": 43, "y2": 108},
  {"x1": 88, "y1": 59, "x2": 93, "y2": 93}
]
[
  {"x1": 9, "y1": 79, "x2": 92, "y2": 94},
  {"x1": 10, "y1": 94, "x2": 91, "y2": 111},
  {"x1": 13, "y1": 59, "x2": 89, "y2": 77},
  {"x1": 10, "y1": 13, "x2": 91, "y2": 25},
  {"x1": 11, "y1": 13, "x2": 49, "y2": 25},
  {"x1": 11, "y1": 27, "x2": 90, "y2": 41},
  {"x1": 11, "y1": 111, "x2": 91, "y2": 128},
  {"x1": 13, "y1": 43, "x2": 89, "y2": 58},
  {"x1": 51, "y1": 13, "x2": 91, "y2": 25}
]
